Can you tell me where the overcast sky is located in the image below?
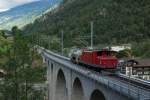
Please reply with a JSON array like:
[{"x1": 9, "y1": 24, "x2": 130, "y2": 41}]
[{"x1": 0, "y1": 0, "x2": 41, "y2": 12}]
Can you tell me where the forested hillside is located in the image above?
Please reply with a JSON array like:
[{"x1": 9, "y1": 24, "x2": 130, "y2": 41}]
[{"x1": 25, "y1": 0, "x2": 150, "y2": 48}]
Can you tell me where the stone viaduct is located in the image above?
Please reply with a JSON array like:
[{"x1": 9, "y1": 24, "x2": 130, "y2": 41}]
[{"x1": 37, "y1": 47, "x2": 150, "y2": 100}]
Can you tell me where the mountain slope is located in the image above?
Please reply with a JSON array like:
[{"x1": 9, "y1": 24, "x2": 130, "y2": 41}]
[
  {"x1": 25, "y1": 0, "x2": 150, "y2": 46},
  {"x1": 0, "y1": 0, "x2": 61, "y2": 30}
]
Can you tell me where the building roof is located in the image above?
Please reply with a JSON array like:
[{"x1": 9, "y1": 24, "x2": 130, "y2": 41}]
[
  {"x1": 120, "y1": 59, "x2": 150, "y2": 68},
  {"x1": 134, "y1": 59, "x2": 150, "y2": 67}
]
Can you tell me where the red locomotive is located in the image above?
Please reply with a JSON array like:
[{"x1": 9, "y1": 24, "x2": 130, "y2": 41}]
[{"x1": 70, "y1": 48, "x2": 118, "y2": 70}]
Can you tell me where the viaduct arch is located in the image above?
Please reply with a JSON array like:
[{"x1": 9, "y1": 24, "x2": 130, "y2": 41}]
[
  {"x1": 55, "y1": 69, "x2": 68, "y2": 100},
  {"x1": 72, "y1": 78, "x2": 84, "y2": 100},
  {"x1": 90, "y1": 89, "x2": 106, "y2": 100}
]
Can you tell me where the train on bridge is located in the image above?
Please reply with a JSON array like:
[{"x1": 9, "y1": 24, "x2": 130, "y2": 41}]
[{"x1": 70, "y1": 48, "x2": 118, "y2": 70}]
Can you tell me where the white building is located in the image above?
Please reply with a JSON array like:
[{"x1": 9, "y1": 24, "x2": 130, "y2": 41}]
[{"x1": 110, "y1": 44, "x2": 131, "y2": 52}]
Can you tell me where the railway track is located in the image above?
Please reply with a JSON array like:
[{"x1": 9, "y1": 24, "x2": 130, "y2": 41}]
[{"x1": 117, "y1": 74, "x2": 150, "y2": 90}]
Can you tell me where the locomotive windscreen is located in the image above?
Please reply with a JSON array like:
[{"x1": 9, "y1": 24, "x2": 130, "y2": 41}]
[
  {"x1": 97, "y1": 51, "x2": 115, "y2": 56},
  {"x1": 97, "y1": 51, "x2": 102, "y2": 56}
]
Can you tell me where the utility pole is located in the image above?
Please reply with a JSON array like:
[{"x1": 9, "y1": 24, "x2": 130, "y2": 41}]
[
  {"x1": 37, "y1": 33, "x2": 39, "y2": 46},
  {"x1": 48, "y1": 36, "x2": 51, "y2": 50},
  {"x1": 61, "y1": 30, "x2": 64, "y2": 55},
  {"x1": 91, "y1": 21, "x2": 94, "y2": 49}
]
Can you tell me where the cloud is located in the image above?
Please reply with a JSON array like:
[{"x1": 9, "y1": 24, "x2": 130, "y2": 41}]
[{"x1": 0, "y1": 0, "x2": 40, "y2": 12}]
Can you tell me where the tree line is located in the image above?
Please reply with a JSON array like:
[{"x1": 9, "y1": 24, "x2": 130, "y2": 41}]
[{"x1": 0, "y1": 26, "x2": 46, "y2": 100}]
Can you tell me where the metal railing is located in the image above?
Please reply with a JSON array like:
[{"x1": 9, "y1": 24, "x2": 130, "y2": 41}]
[{"x1": 98, "y1": 76, "x2": 150, "y2": 100}]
